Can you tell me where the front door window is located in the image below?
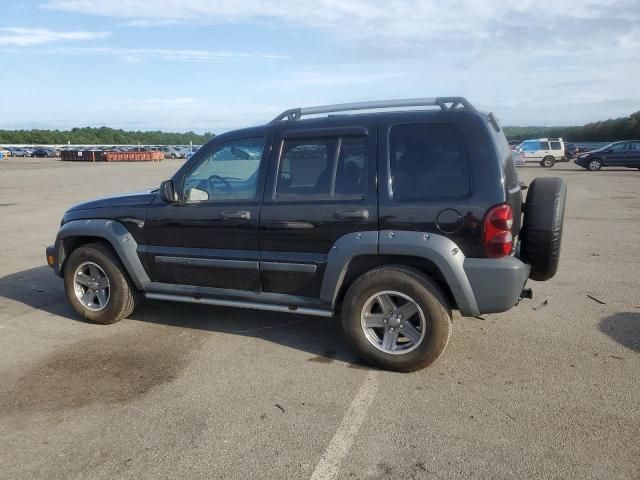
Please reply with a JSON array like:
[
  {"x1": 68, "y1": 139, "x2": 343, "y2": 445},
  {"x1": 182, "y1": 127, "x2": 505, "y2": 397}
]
[{"x1": 183, "y1": 137, "x2": 265, "y2": 202}]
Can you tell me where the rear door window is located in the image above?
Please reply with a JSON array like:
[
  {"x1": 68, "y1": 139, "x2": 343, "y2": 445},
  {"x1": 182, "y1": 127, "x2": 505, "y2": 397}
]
[
  {"x1": 389, "y1": 123, "x2": 470, "y2": 200},
  {"x1": 276, "y1": 136, "x2": 367, "y2": 200}
]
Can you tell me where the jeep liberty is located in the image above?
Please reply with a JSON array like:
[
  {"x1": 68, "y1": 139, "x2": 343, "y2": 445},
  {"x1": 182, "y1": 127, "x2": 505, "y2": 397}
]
[{"x1": 46, "y1": 97, "x2": 567, "y2": 371}]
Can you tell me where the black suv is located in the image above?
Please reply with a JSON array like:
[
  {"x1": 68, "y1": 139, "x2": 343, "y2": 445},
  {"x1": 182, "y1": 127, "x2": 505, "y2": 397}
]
[{"x1": 46, "y1": 97, "x2": 566, "y2": 371}]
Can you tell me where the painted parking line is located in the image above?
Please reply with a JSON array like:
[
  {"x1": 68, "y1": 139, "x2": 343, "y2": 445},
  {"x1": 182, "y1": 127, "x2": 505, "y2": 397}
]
[{"x1": 310, "y1": 370, "x2": 379, "y2": 480}]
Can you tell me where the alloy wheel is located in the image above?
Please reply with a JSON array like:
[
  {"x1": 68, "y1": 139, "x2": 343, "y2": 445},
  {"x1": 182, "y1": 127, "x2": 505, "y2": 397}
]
[
  {"x1": 73, "y1": 261, "x2": 111, "y2": 311},
  {"x1": 360, "y1": 290, "x2": 427, "y2": 355}
]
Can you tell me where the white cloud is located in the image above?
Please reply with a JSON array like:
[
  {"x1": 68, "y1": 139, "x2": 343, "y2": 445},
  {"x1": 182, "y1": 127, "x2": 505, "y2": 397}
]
[
  {"x1": 21, "y1": 0, "x2": 640, "y2": 127},
  {"x1": 271, "y1": 68, "x2": 403, "y2": 88},
  {"x1": 42, "y1": 0, "x2": 639, "y2": 47},
  {"x1": 95, "y1": 97, "x2": 200, "y2": 110},
  {"x1": 86, "y1": 99, "x2": 284, "y2": 131},
  {"x1": 53, "y1": 46, "x2": 289, "y2": 62},
  {"x1": 0, "y1": 27, "x2": 110, "y2": 46}
]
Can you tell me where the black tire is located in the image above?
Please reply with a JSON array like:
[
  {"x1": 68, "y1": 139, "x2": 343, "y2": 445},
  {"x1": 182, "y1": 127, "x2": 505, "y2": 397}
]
[
  {"x1": 587, "y1": 158, "x2": 602, "y2": 171},
  {"x1": 341, "y1": 266, "x2": 452, "y2": 372},
  {"x1": 520, "y1": 177, "x2": 567, "y2": 281},
  {"x1": 541, "y1": 156, "x2": 555, "y2": 168},
  {"x1": 63, "y1": 242, "x2": 138, "y2": 324}
]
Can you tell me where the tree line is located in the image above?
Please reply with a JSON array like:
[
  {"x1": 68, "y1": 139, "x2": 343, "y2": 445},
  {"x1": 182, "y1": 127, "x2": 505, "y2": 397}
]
[
  {"x1": 504, "y1": 111, "x2": 640, "y2": 142},
  {"x1": 2, "y1": 110, "x2": 638, "y2": 145},
  {"x1": 0, "y1": 126, "x2": 215, "y2": 145}
]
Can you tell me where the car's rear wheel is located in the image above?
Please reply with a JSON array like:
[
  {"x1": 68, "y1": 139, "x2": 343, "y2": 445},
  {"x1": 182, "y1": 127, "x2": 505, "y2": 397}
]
[
  {"x1": 587, "y1": 159, "x2": 602, "y2": 171},
  {"x1": 341, "y1": 266, "x2": 452, "y2": 372},
  {"x1": 541, "y1": 156, "x2": 555, "y2": 168},
  {"x1": 64, "y1": 242, "x2": 138, "y2": 324}
]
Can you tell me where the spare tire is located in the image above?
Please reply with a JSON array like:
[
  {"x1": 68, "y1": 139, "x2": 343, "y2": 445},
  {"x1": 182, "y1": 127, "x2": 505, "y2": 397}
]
[{"x1": 520, "y1": 177, "x2": 567, "y2": 281}]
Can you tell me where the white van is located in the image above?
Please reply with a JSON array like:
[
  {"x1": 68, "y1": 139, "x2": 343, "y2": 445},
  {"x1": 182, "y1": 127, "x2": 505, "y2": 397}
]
[{"x1": 518, "y1": 138, "x2": 566, "y2": 167}]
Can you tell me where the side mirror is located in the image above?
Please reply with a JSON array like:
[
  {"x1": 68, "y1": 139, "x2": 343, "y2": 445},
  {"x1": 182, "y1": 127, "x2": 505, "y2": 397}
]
[{"x1": 159, "y1": 180, "x2": 178, "y2": 203}]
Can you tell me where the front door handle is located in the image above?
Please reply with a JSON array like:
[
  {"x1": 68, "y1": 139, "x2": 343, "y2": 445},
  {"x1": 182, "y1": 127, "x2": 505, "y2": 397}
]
[
  {"x1": 222, "y1": 210, "x2": 250, "y2": 220},
  {"x1": 334, "y1": 209, "x2": 369, "y2": 220}
]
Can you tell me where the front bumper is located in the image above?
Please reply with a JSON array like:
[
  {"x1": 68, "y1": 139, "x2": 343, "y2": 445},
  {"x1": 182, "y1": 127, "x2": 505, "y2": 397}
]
[
  {"x1": 463, "y1": 256, "x2": 531, "y2": 314},
  {"x1": 46, "y1": 244, "x2": 63, "y2": 276}
]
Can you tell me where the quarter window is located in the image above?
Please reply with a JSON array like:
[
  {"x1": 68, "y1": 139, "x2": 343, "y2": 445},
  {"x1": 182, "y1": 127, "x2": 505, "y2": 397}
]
[
  {"x1": 276, "y1": 136, "x2": 367, "y2": 200},
  {"x1": 550, "y1": 141, "x2": 562, "y2": 150},
  {"x1": 389, "y1": 123, "x2": 470, "y2": 200}
]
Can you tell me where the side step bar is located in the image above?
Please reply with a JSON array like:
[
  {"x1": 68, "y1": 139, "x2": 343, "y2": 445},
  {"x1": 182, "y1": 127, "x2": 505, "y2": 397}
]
[{"x1": 144, "y1": 292, "x2": 334, "y2": 318}]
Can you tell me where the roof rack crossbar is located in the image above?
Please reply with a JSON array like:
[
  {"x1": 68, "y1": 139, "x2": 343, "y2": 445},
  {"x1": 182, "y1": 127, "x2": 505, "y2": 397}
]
[{"x1": 270, "y1": 97, "x2": 476, "y2": 123}]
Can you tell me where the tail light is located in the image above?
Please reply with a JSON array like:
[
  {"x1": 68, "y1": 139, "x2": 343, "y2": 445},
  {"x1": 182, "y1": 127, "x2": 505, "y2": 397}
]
[{"x1": 483, "y1": 203, "x2": 513, "y2": 258}]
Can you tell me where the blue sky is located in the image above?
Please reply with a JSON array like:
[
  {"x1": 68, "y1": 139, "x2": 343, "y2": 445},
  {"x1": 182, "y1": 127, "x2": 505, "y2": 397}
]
[{"x1": 1, "y1": 0, "x2": 639, "y2": 133}]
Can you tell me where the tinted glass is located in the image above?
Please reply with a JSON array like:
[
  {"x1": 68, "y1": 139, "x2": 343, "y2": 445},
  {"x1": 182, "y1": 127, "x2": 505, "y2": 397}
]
[
  {"x1": 550, "y1": 141, "x2": 562, "y2": 150},
  {"x1": 609, "y1": 142, "x2": 627, "y2": 152},
  {"x1": 492, "y1": 129, "x2": 519, "y2": 190},
  {"x1": 183, "y1": 137, "x2": 264, "y2": 202},
  {"x1": 628, "y1": 142, "x2": 640, "y2": 152},
  {"x1": 276, "y1": 136, "x2": 366, "y2": 199},
  {"x1": 335, "y1": 137, "x2": 367, "y2": 196},
  {"x1": 390, "y1": 123, "x2": 470, "y2": 200}
]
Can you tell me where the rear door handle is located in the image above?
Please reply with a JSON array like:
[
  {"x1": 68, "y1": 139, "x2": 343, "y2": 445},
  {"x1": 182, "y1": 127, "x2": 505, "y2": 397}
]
[
  {"x1": 222, "y1": 210, "x2": 250, "y2": 220},
  {"x1": 334, "y1": 209, "x2": 369, "y2": 220}
]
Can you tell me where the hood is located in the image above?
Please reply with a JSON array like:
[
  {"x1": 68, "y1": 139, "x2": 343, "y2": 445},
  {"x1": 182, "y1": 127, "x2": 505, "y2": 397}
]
[{"x1": 67, "y1": 189, "x2": 158, "y2": 212}]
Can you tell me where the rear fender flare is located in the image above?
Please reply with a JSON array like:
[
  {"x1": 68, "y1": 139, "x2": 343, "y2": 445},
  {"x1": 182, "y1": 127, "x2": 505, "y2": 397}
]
[{"x1": 320, "y1": 230, "x2": 480, "y2": 316}]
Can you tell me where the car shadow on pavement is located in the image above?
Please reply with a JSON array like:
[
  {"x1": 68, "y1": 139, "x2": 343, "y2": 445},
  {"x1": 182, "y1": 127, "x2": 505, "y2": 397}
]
[
  {"x1": 599, "y1": 312, "x2": 640, "y2": 352},
  {"x1": 0, "y1": 266, "x2": 365, "y2": 366}
]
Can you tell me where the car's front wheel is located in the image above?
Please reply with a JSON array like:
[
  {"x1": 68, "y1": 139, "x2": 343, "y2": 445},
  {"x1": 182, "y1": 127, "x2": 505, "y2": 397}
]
[
  {"x1": 63, "y1": 242, "x2": 138, "y2": 324},
  {"x1": 341, "y1": 266, "x2": 452, "y2": 372},
  {"x1": 588, "y1": 158, "x2": 603, "y2": 171}
]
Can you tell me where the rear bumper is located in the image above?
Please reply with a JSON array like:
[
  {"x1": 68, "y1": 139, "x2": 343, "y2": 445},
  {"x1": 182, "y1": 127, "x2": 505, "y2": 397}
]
[{"x1": 463, "y1": 257, "x2": 531, "y2": 314}]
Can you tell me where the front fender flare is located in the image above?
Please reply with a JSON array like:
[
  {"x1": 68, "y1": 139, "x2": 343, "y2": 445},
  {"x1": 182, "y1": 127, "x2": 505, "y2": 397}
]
[{"x1": 53, "y1": 219, "x2": 150, "y2": 288}]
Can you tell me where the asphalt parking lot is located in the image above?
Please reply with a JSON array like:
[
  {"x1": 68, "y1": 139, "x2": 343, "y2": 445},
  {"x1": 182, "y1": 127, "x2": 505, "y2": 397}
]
[{"x1": 0, "y1": 157, "x2": 638, "y2": 480}]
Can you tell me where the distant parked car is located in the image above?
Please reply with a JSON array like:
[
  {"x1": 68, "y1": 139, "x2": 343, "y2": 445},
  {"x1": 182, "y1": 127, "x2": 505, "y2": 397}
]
[
  {"x1": 0, "y1": 147, "x2": 12, "y2": 158},
  {"x1": 512, "y1": 149, "x2": 525, "y2": 166},
  {"x1": 11, "y1": 147, "x2": 32, "y2": 157},
  {"x1": 517, "y1": 138, "x2": 567, "y2": 167},
  {"x1": 564, "y1": 143, "x2": 579, "y2": 159},
  {"x1": 161, "y1": 146, "x2": 184, "y2": 159},
  {"x1": 574, "y1": 141, "x2": 640, "y2": 171},
  {"x1": 31, "y1": 148, "x2": 57, "y2": 158},
  {"x1": 508, "y1": 140, "x2": 521, "y2": 149}
]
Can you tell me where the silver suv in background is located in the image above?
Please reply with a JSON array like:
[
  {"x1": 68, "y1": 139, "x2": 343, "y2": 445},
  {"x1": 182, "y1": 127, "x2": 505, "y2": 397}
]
[{"x1": 518, "y1": 138, "x2": 566, "y2": 167}]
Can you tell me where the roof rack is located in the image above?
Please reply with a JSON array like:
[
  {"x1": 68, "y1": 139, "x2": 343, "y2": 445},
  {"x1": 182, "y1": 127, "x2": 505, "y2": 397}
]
[{"x1": 270, "y1": 97, "x2": 476, "y2": 123}]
